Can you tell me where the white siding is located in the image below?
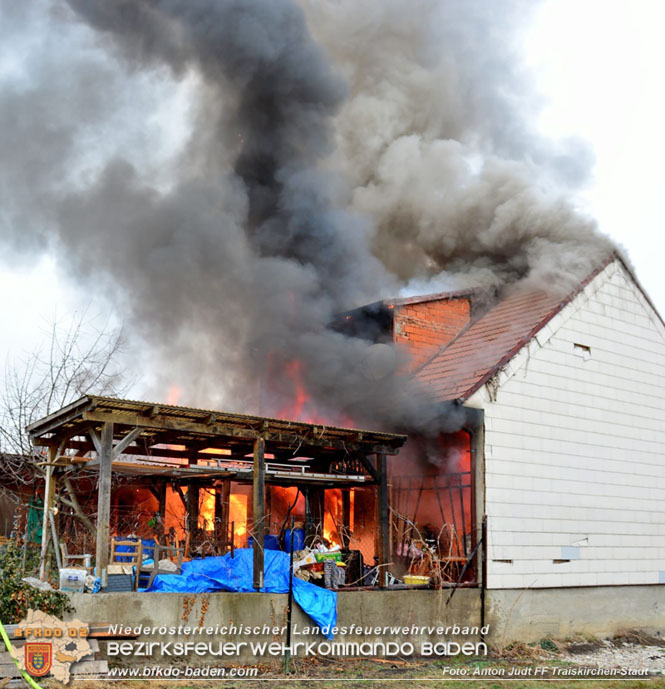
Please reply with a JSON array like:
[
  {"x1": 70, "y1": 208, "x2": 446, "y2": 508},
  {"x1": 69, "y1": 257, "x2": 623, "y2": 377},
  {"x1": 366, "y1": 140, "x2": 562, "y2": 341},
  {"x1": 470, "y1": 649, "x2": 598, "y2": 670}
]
[{"x1": 476, "y1": 261, "x2": 665, "y2": 589}]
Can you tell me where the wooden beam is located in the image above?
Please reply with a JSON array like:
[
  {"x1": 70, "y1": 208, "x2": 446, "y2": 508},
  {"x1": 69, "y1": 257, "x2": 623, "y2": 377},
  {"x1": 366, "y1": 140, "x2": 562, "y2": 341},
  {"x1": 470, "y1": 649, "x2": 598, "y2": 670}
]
[
  {"x1": 81, "y1": 409, "x2": 401, "y2": 455},
  {"x1": 35, "y1": 438, "x2": 196, "y2": 461},
  {"x1": 88, "y1": 428, "x2": 102, "y2": 456},
  {"x1": 252, "y1": 437, "x2": 265, "y2": 590},
  {"x1": 341, "y1": 489, "x2": 351, "y2": 549},
  {"x1": 38, "y1": 448, "x2": 57, "y2": 581},
  {"x1": 112, "y1": 427, "x2": 143, "y2": 459},
  {"x1": 358, "y1": 454, "x2": 380, "y2": 483},
  {"x1": 173, "y1": 484, "x2": 188, "y2": 510},
  {"x1": 34, "y1": 432, "x2": 397, "y2": 464},
  {"x1": 376, "y1": 453, "x2": 390, "y2": 588},
  {"x1": 95, "y1": 422, "x2": 114, "y2": 587},
  {"x1": 27, "y1": 399, "x2": 89, "y2": 438}
]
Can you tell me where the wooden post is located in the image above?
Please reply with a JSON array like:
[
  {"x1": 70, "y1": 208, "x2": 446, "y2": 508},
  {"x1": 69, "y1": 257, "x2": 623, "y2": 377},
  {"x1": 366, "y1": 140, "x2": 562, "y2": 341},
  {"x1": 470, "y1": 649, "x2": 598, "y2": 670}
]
[
  {"x1": 157, "y1": 481, "x2": 167, "y2": 523},
  {"x1": 309, "y1": 488, "x2": 325, "y2": 544},
  {"x1": 376, "y1": 453, "x2": 390, "y2": 588},
  {"x1": 252, "y1": 437, "x2": 265, "y2": 589},
  {"x1": 187, "y1": 482, "x2": 200, "y2": 539},
  {"x1": 216, "y1": 480, "x2": 231, "y2": 552},
  {"x1": 38, "y1": 447, "x2": 57, "y2": 581},
  {"x1": 266, "y1": 484, "x2": 272, "y2": 534},
  {"x1": 341, "y1": 490, "x2": 351, "y2": 549},
  {"x1": 21, "y1": 512, "x2": 30, "y2": 575},
  {"x1": 95, "y1": 422, "x2": 113, "y2": 587},
  {"x1": 158, "y1": 481, "x2": 167, "y2": 541}
]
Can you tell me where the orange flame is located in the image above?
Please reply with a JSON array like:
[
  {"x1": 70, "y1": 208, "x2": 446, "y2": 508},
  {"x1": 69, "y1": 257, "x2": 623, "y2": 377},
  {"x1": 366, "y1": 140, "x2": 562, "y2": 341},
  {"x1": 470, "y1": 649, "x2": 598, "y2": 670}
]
[
  {"x1": 198, "y1": 489, "x2": 215, "y2": 531},
  {"x1": 167, "y1": 384, "x2": 182, "y2": 406},
  {"x1": 229, "y1": 494, "x2": 247, "y2": 541},
  {"x1": 276, "y1": 359, "x2": 354, "y2": 426},
  {"x1": 324, "y1": 489, "x2": 343, "y2": 546}
]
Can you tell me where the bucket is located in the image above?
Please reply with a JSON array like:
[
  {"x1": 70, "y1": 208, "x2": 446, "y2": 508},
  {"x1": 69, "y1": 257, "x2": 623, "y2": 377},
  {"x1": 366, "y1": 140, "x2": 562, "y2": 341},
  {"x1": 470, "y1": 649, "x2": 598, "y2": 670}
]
[
  {"x1": 59, "y1": 567, "x2": 86, "y2": 593},
  {"x1": 284, "y1": 528, "x2": 305, "y2": 553}
]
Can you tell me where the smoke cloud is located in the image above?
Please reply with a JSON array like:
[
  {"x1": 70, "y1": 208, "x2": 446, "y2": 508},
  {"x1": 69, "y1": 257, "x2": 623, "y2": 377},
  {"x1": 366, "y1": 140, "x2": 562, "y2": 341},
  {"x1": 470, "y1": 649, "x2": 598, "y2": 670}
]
[{"x1": 0, "y1": 0, "x2": 612, "y2": 433}]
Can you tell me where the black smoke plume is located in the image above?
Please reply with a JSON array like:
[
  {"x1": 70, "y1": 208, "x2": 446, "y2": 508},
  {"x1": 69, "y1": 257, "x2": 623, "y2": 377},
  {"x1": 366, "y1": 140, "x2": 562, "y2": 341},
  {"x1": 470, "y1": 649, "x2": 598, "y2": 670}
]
[{"x1": 0, "y1": 0, "x2": 612, "y2": 433}]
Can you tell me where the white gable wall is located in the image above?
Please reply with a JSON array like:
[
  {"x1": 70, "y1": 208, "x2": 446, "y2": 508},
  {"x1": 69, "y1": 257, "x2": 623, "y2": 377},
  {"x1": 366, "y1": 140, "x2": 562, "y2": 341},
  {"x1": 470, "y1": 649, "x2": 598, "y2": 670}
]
[{"x1": 466, "y1": 259, "x2": 665, "y2": 589}]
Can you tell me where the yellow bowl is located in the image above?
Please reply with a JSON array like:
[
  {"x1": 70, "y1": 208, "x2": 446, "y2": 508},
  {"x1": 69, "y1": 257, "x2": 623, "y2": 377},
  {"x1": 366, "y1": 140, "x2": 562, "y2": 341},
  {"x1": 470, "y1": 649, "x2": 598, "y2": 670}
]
[{"x1": 403, "y1": 574, "x2": 429, "y2": 585}]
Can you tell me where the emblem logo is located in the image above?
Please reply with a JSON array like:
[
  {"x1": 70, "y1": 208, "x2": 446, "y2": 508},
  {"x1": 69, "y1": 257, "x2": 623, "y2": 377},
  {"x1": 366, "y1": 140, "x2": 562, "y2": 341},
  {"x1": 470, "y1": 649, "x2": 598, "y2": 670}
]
[{"x1": 25, "y1": 642, "x2": 52, "y2": 676}]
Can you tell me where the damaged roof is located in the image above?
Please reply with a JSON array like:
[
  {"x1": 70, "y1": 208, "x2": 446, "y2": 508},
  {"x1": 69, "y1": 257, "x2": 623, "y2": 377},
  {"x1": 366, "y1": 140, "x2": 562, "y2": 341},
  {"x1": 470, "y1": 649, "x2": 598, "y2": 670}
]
[
  {"x1": 414, "y1": 287, "x2": 572, "y2": 401},
  {"x1": 27, "y1": 394, "x2": 406, "y2": 463},
  {"x1": 409, "y1": 254, "x2": 654, "y2": 402}
]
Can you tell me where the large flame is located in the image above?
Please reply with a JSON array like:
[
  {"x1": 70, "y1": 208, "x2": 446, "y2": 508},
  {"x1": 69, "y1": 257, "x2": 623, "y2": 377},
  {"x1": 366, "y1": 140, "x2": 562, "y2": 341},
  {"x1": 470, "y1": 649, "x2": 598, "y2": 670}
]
[
  {"x1": 160, "y1": 359, "x2": 359, "y2": 554},
  {"x1": 276, "y1": 359, "x2": 354, "y2": 426},
  {"x1": 278, "y1": 360, "x2": 310, "y2": 420}
]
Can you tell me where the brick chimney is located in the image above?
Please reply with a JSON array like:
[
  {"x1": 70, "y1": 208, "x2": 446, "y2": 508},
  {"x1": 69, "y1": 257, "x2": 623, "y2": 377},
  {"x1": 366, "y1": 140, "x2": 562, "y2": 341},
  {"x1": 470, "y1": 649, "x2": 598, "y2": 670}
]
[
  {"x1": 391, "y1": 293, "x2": 472, "y2": 371},
  {"x1": 333, "y1": 290, "x2": 475, "y2": 371}
]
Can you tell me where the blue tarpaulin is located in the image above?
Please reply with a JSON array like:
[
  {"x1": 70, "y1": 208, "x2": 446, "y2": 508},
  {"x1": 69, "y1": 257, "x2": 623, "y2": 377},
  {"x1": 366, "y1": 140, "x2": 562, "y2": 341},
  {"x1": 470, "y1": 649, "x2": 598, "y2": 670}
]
[
  {"x1": 116, "y1": 538, "x2": 156, "y2": 562},
  {"x1": 146, "y1": 548, "x2": 337, "y2": 637}
]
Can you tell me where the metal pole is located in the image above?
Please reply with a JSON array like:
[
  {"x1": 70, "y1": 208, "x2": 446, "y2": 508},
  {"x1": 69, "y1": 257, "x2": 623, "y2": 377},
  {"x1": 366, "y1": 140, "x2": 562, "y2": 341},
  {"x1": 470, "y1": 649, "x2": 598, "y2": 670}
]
[
  {"x1": 252, "y1": 437, "x2": 265, "y2": 589},
  {"x1": 480, "y1": 515, "x2": 487, "y2": 642},
  {"x1": 458, "y1": 479, "x2": 468, "y2": 556},
  {"x1": 376, "y1": 453, "x2": 390, "y2": 588},
  {"x1": 283, "y1": 516, "x2": 295, "y2": 674}
]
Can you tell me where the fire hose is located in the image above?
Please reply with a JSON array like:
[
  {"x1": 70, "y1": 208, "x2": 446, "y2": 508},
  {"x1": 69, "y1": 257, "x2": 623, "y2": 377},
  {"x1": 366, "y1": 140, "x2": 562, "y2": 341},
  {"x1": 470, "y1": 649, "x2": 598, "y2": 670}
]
[{"x1": 0, "y1": 617, "x2": 43, "y2": 689}]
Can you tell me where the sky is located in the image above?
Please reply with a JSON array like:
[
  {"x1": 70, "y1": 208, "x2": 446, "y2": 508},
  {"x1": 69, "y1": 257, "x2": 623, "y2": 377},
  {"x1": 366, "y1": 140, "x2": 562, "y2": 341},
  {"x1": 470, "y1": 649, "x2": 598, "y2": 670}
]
[
  {"x1": 523, "y1": 0, "x2": 665, "y2": 311},
  {"x1": 1, "y1": 0, "x2": 664, "y2": 396}
]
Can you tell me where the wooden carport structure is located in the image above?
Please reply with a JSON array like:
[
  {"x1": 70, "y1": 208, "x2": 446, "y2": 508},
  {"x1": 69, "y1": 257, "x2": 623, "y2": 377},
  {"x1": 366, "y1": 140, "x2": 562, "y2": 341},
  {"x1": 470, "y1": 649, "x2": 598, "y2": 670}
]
[{"x1": 27, "y1": 396, "x2": 406, "y2": 588}]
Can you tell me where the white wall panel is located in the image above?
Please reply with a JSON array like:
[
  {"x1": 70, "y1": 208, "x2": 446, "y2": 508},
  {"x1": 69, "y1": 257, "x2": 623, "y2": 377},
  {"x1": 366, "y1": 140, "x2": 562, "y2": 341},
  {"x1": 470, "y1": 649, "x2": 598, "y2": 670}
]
[{"x1": 483, "y1": 261, "x2": 665, "y2": 588}]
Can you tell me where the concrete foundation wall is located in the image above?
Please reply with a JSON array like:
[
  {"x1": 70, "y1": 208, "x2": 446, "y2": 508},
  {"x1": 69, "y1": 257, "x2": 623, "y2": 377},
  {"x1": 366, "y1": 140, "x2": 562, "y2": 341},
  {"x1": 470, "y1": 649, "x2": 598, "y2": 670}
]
[
  {"x1": 68, "y1": 589, "x2": 481, "y2": 661},
  {"x1": 486, "y1": 585, "x2": 665, "y2": 643},
  {"x1": 66, "y1": 584, "x2": 665, "y2": 661}
]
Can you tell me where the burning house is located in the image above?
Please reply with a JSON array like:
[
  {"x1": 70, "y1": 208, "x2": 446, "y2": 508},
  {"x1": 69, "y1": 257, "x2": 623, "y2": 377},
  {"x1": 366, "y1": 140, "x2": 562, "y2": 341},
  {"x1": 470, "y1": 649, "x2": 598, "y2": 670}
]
[
  {"x1": 24, "y1": 252, "x2": 665, "y2": 644},
  {"x1": 3, "y1": 0, "x2": 664, "y2": 654}
]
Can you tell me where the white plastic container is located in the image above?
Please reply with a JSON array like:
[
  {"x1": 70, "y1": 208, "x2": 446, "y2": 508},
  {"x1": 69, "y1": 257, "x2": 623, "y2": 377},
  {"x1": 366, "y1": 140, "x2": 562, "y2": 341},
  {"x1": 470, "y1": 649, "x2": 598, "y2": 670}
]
[{"x1": 59, "y1": 567, "x2": 86, "y2": 593}]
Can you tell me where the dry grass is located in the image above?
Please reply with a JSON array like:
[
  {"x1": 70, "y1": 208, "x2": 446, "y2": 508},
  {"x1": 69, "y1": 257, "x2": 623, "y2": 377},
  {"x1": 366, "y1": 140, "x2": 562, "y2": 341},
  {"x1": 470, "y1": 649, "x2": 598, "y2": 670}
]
[
  {"x1": 491, "y1": 640, "x2": 549, "y2": 661},
  {"x1": 38, "y1": 627, "x2": 665, "y2": 689},
  {"x1": 57, "y1": 675, "x2": 665, "y2": 689},
  {"x1": 613, "y1": 629, "x2": 665, "y2": 647},
  {"x1": 40, "y1": 653, "x2": 665, "y2": 689}
]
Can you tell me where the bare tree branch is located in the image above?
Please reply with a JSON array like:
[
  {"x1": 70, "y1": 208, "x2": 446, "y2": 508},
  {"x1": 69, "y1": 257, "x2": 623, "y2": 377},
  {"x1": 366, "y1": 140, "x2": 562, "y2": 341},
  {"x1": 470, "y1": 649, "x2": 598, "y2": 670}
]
[
  {"x1": 61, "y1": 474, "x2": 97, "y2": 536},
  {"x1": 0, "y1": 311, "x2": 131, "y2": 531}
]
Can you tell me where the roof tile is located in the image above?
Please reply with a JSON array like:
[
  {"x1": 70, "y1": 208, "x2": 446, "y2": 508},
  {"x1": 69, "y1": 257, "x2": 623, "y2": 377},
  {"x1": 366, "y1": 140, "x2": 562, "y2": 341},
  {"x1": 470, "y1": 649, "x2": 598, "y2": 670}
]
[{"x1": 413, "y1": 287, "x2": 575, "y2": 401}]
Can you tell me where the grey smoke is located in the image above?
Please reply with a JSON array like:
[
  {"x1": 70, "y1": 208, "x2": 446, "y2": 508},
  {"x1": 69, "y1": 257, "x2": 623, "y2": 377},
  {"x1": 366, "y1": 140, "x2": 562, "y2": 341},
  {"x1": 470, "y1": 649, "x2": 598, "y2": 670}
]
[
  {"x1": 0, "y1": 0, "x2": 612, "y2": 434},
  {"x1": 299, "y1": 0, "x2": 609, "y2": 293}
]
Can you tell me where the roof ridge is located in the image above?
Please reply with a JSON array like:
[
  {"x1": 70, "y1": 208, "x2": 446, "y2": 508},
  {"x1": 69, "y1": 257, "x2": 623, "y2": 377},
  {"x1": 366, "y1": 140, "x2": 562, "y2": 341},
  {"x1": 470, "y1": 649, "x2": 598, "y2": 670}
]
[{"x1": 386, "y1": 286, "x2": 482, "y2": 307}]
